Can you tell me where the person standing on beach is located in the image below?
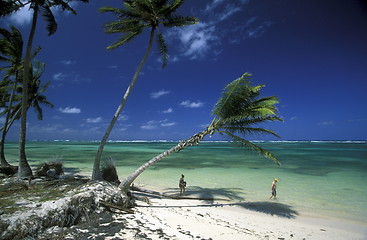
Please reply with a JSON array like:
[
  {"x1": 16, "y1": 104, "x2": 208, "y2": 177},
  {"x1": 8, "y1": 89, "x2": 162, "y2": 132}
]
[
  {"x1": 270, "y1": 178, "x2": 278, "y2": 199},
  {"x1": 179, "y1": 174, "x2": 186, "y2": 196}
]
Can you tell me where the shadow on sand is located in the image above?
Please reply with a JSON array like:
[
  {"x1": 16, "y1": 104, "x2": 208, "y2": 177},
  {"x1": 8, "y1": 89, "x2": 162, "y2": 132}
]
[
  {"x1": 164, "y1": 186, "x2": 245, "y2": 203},
  {"x1": 230, "y1": 201, "x2": 299, "y2": 219},
  {"x1": 136, "y1": 186, "x2": 298, "y2": 219}
]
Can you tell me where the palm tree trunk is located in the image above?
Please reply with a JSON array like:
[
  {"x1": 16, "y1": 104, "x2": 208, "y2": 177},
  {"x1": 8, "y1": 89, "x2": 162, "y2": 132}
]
[
  {"x1": 0, "y1": 81, "x2": 17, "y2": 166},
  {"x1": 19, "y1": 5, "x2": 38, "y2": 178},
  {"x1": 119, "y1": 130, "x2": 209, "y2": 193},
  {"x1": 92, "y1": 29, "x2": 156, "y2": 180}
]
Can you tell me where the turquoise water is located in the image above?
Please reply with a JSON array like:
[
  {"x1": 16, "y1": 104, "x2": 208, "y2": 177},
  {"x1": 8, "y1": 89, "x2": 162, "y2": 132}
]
[{"x1": 3, "y1": 141, "x2": 367, "y2": 223}]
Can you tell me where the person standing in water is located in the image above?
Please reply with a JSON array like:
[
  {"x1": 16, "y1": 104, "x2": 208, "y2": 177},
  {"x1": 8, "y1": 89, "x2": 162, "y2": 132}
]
[
  {"x1": 179, "y1": 174, "x2": 186, "y2": 196},
  {"x1": 270, "y1": 178, "x2": 278, "y2": 199}
]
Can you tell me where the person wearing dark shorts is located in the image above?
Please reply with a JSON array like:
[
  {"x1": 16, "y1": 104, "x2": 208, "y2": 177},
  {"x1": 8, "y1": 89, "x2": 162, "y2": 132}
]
[{"x1": 179, "y1": 174, "x2": 186, "y2": 196}]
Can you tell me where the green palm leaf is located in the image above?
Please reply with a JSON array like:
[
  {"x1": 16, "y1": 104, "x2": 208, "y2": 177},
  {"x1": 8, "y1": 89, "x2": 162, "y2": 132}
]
[
  {"x1": 157, "y1": 30, "x2": 168, "y2": 68},
  {"x1": 221, "y1": 131, "x2": 281, "y2": 165},
  {"x1": 41, "y1": 5, "x2": 57, "y2": 36}
]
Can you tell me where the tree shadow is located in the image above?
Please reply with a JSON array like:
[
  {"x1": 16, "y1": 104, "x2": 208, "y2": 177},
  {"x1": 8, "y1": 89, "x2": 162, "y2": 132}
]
[
  {"x1": 164, "y1": 186, "x2": 245, "y2": 203},
  {"x1": 135, "y1": 186, "x2": 298, "y2": 219},
  {"x1": 230, "y1": 201, "x2": 299, "y2": 219}
]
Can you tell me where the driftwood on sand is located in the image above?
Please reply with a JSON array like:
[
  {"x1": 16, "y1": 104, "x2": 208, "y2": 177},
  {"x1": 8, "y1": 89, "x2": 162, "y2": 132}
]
[
  {"x1": 99, "y1": 200, "x2": 135, "y2": 214},
  {"x1": 0, "y1": 178, "x2": 130, "y2": 240}
]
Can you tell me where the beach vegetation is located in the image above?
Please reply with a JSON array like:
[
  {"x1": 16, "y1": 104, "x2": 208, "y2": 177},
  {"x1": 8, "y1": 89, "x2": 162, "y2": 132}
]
[
  {"x1": 119, "y1": 73, "x2": 283, "y2": 193},
  {"x1": 1, "y1": 48, "x2": 54, "y2": 171},
  {"x1": 0, "y1": 0, "x2": 89, "y2": 178},
  {"x1": 93, "y1": 0, "x2": 198, "y2": 180},
  {"x1": 0, "y1": 25, "x2": 24, "y2": 166},
  {"x1": 1, "y1": 26, "x2": 53, "y2": 169}
]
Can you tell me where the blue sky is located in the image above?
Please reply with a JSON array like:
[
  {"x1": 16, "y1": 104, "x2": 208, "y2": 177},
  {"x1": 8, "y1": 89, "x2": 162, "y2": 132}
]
[{"x1": 1, "y1": 0, "x2": 367, "y2": 141}]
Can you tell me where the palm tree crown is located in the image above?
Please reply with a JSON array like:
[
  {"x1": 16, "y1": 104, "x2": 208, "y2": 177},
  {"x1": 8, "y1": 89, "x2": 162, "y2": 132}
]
[
  {"x1": 209, "y1": 73, "x2": 282, "y2": 163},
  {"x1": 100, "y1": 0, "x2": 197, "y2": 67}
]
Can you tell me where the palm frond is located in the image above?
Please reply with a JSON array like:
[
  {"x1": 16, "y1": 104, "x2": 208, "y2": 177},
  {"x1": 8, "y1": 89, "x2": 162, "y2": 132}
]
[
  {"x1": 159, "y1": 0, "x2": 183, "y2": 17},
  {"x1": 104, "y1": 20, "x2": 144, "y2": 34},
  {"x1": 52, "y1": 0, "x2": 77, "y2": 15},
  {"x1": 41, "y1": 5, "x2": 57, "y2": 36},
  {"x1": 212, "y1": 73, "x2": 253, "y2": 118},
  {"x1": 134, "y1": 0, "x2": 154, "y2": 15},
  {"x1": 152, "y1": 0, "x2": 169, "y2": 10},
  {"x1": 99, "y1": 6, "x2": 124, "y2": 15},
  {"x1": 222, "y1": 131, "x2": 281, "y2": 165},
  {"x1": 162, "y1": 15, "x2": 197, "y2": 27},
  {"x1": 33, "y1": 102, "x2": 43, "y2": 120},
  {"x1": 106, "y1": 30, "x2": 142, "y2": 50},
  {"x1": 0, "y1": 0, "x2": 23, "y2": 16},
  {"x1": 157, "y1": 30, "x2": 167, "y2": 68},
  {"x1": 222, "y1": 126, "x2": 281, "y2": 139}
]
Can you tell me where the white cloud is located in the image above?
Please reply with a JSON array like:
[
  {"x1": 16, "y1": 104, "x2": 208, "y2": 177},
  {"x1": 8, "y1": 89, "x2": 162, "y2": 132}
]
[
  {"x1": 151, "y1": 89, "x2": 171, "y2": 99},
  {"x1": 290, "y1": 116, "x2": 298, "y2": 121},
  {"x1": 221, "y1": 6, "x2": 241, "y2": 21},
  {"x1": 60, "y1": 60, "x2": 76, "y2": 65},
  {"x1": 162, "y1": 108, "x2": 173, "y2": 114},
  {"x1": 118, "y1": 114, "x2": 129, "y2": 121},
  {"x1": 8, "y1": 6, "x2": 33, "y2": 26},
  {"x1": 318, "y1": 121, "x2": 334, "y2": 126},
  {"x1": 174, "y1": 23, "x2": 218, "y2": 60},
  {"x1": 141, "y1": 121, "x2": 157, "y2": 130},
  {"x1": 85, "y1": 117, "x2": 102, "y2": 123},
  {"x1": 166, "y1": 1, "x2": 249, "y2": 61},
  {"x1": 6, "y1": 1, "x2": 84, "y2": 27},
  {"x1": 52, "y1": 72, "x2": 90, "y2": 84},
  {"x1": 140, "y1": 119, "x2": 176, "y2": 130},
  {"x1": 246, "y1": 21, "x2": 273, "y2": 39},
  {"x1": 161, "y1": 122, "x2": 176, "y2": 127},
  {"x1": 53, "y1": 72, "x2": 65, "y2": 81},
  {"x1": 169, "y1": 56, "x2": 180, "y2": 63},
  {"x1": 59, "y1": 107, "x2": 81, "y2": 114},
  {"x1": 180, "y1": 100, "x2": 204, "y2": 108}
]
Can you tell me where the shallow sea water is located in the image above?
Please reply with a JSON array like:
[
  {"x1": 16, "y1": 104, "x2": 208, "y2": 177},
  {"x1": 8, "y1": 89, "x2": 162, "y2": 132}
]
[{"x1": 3, "y1": 141, "x2": 367, "y2": 223}]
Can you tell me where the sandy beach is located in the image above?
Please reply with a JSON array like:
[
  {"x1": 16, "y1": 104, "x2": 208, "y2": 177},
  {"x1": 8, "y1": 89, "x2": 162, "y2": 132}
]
[
  {"x1": 1, "y1": 176, "x2": 366, "y2": 240},
  {"x1": 61, "y1": 185, "x2": 367, "y2": 240}
]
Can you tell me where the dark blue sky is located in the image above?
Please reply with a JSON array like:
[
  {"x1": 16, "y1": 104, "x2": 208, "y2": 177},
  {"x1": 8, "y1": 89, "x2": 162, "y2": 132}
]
[{"x1": 1, "y1": 0, "x2": 367, "y2": 141}]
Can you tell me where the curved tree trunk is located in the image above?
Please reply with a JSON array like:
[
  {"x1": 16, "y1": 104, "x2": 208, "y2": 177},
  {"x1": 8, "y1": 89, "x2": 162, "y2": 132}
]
[
  {"x1": 19, "y1": 5, "x2": 38, "y2": 178},
  {"x1": 92, "y1": 29, "x2": 156, "y2": 180},
  {"x1": 119, "y1": 130, "x2": 209, "y2": 193},
  {"x1": 0, "y1": 81, "x2": 17, "y2": 166}
]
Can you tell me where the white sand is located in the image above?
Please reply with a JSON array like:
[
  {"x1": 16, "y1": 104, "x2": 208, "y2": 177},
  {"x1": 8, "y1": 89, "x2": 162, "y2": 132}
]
[{"x1": 103, "y1": 195, "x2": 367, "y2": 240}]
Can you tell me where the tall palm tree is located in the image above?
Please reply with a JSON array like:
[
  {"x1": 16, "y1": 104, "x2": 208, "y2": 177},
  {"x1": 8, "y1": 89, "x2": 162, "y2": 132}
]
[
  {"x1": 0, "y1": 59, "x2": 53, "y2": 167},
  {"x1": 93, "y1": 0, "x2": 197, "y2": 180},
  {"x1": 9, "y1": 0, "x2": 88, "y2": 178},
  {"x1": 119, "y1": 73, "x2": 283, "y2": 193},
  {"x1": 0, "y1": 25, "x2": 23, "y2": 166}
]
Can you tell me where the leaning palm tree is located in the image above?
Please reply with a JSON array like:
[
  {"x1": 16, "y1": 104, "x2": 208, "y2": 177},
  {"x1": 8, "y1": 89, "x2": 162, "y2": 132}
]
[
  {"x1": 8, "y1": 0, "x2": 88, "y2": 178},
  {"x1": 119, "y1": 73, "x2": 283, "y2": 193},
  {"x1": 93, "y1": 0, "x2": 197, "y2": 180}
]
